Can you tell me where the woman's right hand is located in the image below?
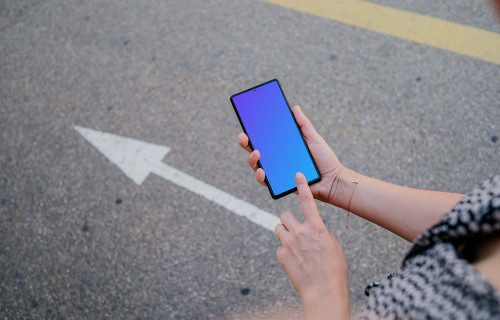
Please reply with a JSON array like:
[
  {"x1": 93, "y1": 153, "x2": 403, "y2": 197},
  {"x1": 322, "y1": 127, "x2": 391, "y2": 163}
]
[{"x1": 238, "y1": 105, "x2": 344, "y2": 205}]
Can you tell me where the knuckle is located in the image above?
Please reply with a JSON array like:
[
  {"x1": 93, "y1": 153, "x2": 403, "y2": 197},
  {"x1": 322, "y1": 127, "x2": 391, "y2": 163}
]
[
  {"x1": 280, "y1": 210, "x2": 292, "y2": 220},
  {"x1": 303, "y1": 115, "x2": 312, "y2": 126},
  {"x1": 280, "y1": 211, "x2": 296, "y2": 227},
  {"x1": 311, "y1": 223, "x2": 328, "y2": 234},
  {"x1": 257, "y1": 169, "x2": 265, "y2": 179},
  {"x1": 276, "y1": 246, "x2": 286, "y2": 261},
  {"x1": 293, "y1": 226, "x2": 306, "y2": 238},
  {"x1": 256, "y1": 173, "x2": 262, "y2": 182},
  {"x1": 309, "y1": 222, "x2": 321, "y2": 232},
  {"x1": 248, "y1": 156, "x2": 256, "y2": 168},
  {"x1": 307, "y1": 223, "x2": 326, "y2": 237},
  {"x1": 281, "y1": 235, "x2": 292, "y2": 247},
  {"x1": 274, "y1": 224, "x2": 282, "y2": 234}
]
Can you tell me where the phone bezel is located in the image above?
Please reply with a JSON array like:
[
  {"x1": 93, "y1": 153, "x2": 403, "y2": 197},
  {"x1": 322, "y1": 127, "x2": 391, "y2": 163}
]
[{"x1": 230, "y1": 79, "x2": 321, "y2": 199}]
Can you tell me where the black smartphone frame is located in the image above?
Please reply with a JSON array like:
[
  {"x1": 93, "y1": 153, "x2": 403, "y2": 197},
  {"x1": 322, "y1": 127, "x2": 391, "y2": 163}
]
[{"x1": 230, "y1": 79, "x2": 321, "y2": 199}]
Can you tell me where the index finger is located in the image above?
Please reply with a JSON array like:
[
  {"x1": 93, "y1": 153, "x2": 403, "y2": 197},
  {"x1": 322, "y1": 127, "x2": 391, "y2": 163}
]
[{"x1": 295, "y1": 172, "x2": 322, "y2": 224}]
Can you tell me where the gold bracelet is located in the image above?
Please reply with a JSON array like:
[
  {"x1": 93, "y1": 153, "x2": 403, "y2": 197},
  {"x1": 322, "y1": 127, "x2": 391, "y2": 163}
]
[{"x1": 346, "y1": 176, "x2": 359, "y2": 230}]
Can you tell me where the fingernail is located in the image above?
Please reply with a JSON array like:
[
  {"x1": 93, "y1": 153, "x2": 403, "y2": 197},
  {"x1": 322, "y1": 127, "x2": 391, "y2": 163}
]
[
  {"x1": 295, "y1": 172, "x2": 304, "y2": 180},
  {"x1": 250, "y1": 152, "x2": 255, "y2": 159}
]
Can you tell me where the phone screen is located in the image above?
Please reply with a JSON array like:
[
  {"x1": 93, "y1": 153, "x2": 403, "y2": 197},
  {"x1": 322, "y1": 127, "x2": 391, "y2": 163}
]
[{"x1": 230, "y1": 79, "x2": 321, "y2": 199}]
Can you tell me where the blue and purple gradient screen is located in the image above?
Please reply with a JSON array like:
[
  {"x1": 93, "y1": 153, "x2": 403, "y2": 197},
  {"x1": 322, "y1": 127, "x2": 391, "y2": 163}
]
[{"x1": 232, "y1": 80, "x2": 319, "y2": 197}]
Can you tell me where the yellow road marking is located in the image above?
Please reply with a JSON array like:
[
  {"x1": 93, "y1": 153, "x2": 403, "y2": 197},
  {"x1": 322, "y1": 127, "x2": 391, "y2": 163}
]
[{"x1": 262, "y1": 0, "x2": 500, "y2": 65}]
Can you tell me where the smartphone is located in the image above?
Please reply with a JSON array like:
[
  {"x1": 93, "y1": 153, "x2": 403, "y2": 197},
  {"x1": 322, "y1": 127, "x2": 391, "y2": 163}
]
[{"x1": 230, "y1": 79, "x2": 321, "y2": 199}]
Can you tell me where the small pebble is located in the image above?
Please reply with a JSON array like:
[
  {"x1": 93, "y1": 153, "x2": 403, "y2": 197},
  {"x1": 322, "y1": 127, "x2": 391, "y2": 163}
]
[
  {"x1": 492, "y1": 135, "x2": 498, "y2": 143},
  {"x1": 123, "y1": 40, "x2": 129, "y2": 46},
  {"x1": 115, "y1": 198, "x2": 122, "y2": 204},
  {"x1": 240, "y1": 288, "x2": 250, "y2": 296},
  {"x1": 82, "y1": 225, "x2": 89, "y2": 232},
  {"x1": 329, "y1": 54, "x2": 337, "y2": 61},
  {"x1": 416, "y1": 77, "x2": 421, "y2": 82},
  {"x1": 31, "y1": 299, "x2": 38, "y2": 308}
]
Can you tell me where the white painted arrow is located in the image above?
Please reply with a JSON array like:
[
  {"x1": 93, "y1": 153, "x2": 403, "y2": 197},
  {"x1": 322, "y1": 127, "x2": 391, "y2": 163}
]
[{"x1": 74, "y1": 126, "x2": 280, "y2": 232}]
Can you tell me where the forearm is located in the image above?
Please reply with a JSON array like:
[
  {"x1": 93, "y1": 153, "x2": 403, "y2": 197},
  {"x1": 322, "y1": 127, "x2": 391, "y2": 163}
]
[{"x1": 332, "y1": 167, "x2": 464, "y2": 242}]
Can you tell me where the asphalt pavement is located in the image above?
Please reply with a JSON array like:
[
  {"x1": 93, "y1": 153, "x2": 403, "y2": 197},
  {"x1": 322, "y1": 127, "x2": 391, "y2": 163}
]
[{"x1": 1, "y1": 0, "x2": 499, "y2": 318}]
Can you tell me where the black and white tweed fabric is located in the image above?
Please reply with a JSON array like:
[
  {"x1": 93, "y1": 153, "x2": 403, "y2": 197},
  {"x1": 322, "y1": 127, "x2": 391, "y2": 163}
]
[{"x1": 357, "y1": 175, "x2": 500, "y2": 319}]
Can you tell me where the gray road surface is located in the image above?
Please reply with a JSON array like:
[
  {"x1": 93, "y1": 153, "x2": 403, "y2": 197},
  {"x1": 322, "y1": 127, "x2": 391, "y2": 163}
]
[{"x1": 1, "y1": 0, "x2": 499, "y2": 318}]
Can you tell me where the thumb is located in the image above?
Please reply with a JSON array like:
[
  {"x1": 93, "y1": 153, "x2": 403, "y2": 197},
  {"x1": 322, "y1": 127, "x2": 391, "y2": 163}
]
[
  {"x1": 295, "y1": 172, "x2": 321, "y2": 224},
  {"x1": 292, "y1": 105, "x2": 320, "y2": 141}
]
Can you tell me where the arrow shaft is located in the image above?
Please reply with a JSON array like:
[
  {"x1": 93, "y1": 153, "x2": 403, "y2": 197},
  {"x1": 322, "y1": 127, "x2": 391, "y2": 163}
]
[
  {"x1": 151, "y1": 162, "x2": 280, "y2": 232},
  {"x1": 74, "y1": 125, "x2": 280, "y2": 233}
]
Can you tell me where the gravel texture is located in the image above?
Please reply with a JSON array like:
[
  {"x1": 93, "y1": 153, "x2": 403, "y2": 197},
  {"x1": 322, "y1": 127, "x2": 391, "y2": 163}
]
[{"x1": 1, "y1": 0, "x2": 499, "y2": 318}]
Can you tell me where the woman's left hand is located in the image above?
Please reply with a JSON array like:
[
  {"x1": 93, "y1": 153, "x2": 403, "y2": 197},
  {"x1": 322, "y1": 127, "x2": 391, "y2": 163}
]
[{"x1": 275, "y1": 172, "x2": 350, "y2": 320}]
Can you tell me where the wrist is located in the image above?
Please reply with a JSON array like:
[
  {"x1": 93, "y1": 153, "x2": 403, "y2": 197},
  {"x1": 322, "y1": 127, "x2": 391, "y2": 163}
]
[
  {"x1": 329, "y1": 167, "x2": 358, "y2": 210},
  {"x1": 301, "y1": 285, "x2": 350, "y2": 320}
]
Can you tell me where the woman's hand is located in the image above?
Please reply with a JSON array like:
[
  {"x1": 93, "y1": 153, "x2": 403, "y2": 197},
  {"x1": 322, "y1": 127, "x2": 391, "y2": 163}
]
[
  {"x1": 275, "y1": 173, "x2": 350, "y2": 319},
  {"x1": 238, "y1": 105, "x2": 343, "y2": 204}
]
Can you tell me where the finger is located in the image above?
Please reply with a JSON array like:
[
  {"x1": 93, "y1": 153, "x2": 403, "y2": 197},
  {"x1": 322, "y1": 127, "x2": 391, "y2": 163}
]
[
  {"x1": 274, "y1": 223, "x2": 288, "y2": 241},
  {"x1": 292, "y1": 105, "x2": 321, "y2": 141},
  {"x1": 256, "y1": 168, "x2": 266, "y2": 186},
  {"x1": 238, "y1": 133, "x2": 253, "y2": 153},
  {"x1": 280, "y1": 210, "x2": 300, "y2": 230},
  {"x1": 247, "y1": 150, "x2": 260, "y2": 172},
  {"x1": 295, "y1": 172, "x2": 321, "y2": 224}
]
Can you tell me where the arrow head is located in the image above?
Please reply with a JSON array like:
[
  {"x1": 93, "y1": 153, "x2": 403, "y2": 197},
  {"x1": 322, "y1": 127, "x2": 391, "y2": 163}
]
[{"x1": 74, "y1": 126, "x2": 171, "y2": 185}]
